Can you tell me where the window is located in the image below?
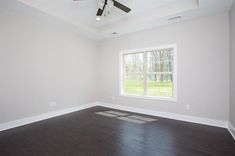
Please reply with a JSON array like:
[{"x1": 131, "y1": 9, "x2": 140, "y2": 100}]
[{"x1": 120, "y1": 45, "x2": 177, "y2": 101}]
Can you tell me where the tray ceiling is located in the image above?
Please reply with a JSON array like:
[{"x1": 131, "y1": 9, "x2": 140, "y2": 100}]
[{"x1": 17, "y1": 0, "x2": 234, "y2": 40}]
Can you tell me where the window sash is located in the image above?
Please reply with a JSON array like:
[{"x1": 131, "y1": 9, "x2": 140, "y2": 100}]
[{"x1": 121, "y1": 45, "x2": 176, "y2": 100}]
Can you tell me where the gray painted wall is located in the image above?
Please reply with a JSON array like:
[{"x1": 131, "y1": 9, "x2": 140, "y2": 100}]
[
  {"x1": 230, "y1": 2, "x2": 235, "y2": 127},
  {"x1": 98, "y1": 13, "x2": 230, "y2": 121},
  {"x1": 0, "y1": 0, "x2": 97, "y2": 123},
  {"x1": 0, "y1": 0, "x2": 232, "y2": 124}
]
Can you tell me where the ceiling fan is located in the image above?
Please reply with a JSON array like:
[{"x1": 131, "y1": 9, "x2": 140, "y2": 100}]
[{"x1": 73, "y1": 0, "x2": 131, "y2": 20}]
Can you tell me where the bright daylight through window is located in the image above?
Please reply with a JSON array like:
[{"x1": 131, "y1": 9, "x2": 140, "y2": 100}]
[{"x1": 120, "y1": 45, "x2": 176, "y2": 101}]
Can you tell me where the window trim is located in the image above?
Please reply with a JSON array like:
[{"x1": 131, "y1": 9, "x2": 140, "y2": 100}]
[{"x1": 119, "y1": 44, "x2": 177, "y2": 102}]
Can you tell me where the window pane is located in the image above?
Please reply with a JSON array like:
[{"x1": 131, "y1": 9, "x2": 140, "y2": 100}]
[
  {"x1": 147, "y1": 49, "x2": 174, "y2": 97},
  {"x1": 147, "y1": 49, "x2": 173, "y2": 73},
  {"x1": 147, "y1": 74, "x2": 173, "y2": 97},
  {"x1": 123, "y1": 52, "x2": 144, "y2": 74},
  {"x1": 123, "y1": 53, "x2": 144, "y2": 95},
  {"x1": 124, "y1": 74, "x2": 144, "y2": 95}
]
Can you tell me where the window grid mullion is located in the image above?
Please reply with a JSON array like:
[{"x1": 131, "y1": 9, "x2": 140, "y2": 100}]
[
  {"x1": 144, "y1": 52, "x2": 148, "y2": 96},
  {"x1": 122, "y1": 54, "x2": 124, "y2": 94}
]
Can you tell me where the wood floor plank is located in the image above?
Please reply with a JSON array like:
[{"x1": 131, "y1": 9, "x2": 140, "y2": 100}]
[
  {"x1": 105, "y1": 110, "x2": 128, "y2": 116},
  {"x1": 95, "y1": 112, "x2": 118, "y2": 117},
  {"x1": 117, "y1": 116, "x2": 146, "y2": 124},
  {"x1": 128, "y1": 115, "x2": 158, "y2": 122}
]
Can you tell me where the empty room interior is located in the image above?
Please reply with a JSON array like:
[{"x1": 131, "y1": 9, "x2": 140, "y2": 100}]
[{"x1": 1, "y1": 0, "x2": 235, "y2": 155}]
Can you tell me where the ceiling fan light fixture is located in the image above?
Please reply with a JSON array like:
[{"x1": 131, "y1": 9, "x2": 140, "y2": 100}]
[
  {"x1": 96, "y1": 0, "x2": 131, "y2": 19},
  {"x1": 96, "y1": 16, "x2": 101, "y2": 21}
]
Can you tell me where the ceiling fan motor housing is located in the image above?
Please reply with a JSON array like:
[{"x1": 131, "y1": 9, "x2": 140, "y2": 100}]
[
  {"x1": 98, "y1": 0, "x2": 114, "y2": 9},
  {"x1": 98, "y1": 0, "x2": 113, "y2": 16},
  {"x1": 96, "y1": 0, "x2": 131, "y2": 18}
]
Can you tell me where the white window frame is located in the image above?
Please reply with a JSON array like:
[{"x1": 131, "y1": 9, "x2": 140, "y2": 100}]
[{"x1": 119, "y1": 44, "x2": 177, "y2": 102}]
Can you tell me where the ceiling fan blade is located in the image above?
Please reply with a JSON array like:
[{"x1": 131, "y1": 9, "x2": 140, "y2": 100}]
[
  {"x1": 96, "y1": 0, "x2": 108, "y2": 16},
  {"x1": 96, "y1": 8, "x2": 104, "y2": 16},
  {"x1": 113, "y1": 0, "x2": 131, "y2": 13}
]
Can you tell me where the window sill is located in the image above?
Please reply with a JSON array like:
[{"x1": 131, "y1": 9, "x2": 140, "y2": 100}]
[{"x1": 119, "y1": 94, "x2": 177, "y2": 102}]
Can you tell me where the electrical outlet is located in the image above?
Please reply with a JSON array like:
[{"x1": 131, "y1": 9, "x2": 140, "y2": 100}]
[
  {"x1": 186, "y1": 104, "x2": 190, "y2": 110},
  {"x1": 49, "y1": 101, "x2": 57, "y2": 107}
]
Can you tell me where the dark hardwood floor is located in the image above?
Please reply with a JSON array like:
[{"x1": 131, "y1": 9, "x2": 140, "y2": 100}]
[{"x1": 0, "y1": 106, "x2": 234, "y2": 156}]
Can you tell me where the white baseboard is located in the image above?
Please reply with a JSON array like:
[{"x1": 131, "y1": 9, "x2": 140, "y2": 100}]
[
  {"x1": 97, "y1": 102, "x2": 227, "y2": 128},
  {"x1": 228, "y1": 122, "x2": 235, "y2": 140},
  {"x1": 0, "y1": 102, "x2": 96, "y2": 132}
]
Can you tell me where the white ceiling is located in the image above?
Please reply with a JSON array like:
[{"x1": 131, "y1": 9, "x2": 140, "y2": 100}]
[{"x1": 17, "y1": 0, "x2": 234, "y2": 40}]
